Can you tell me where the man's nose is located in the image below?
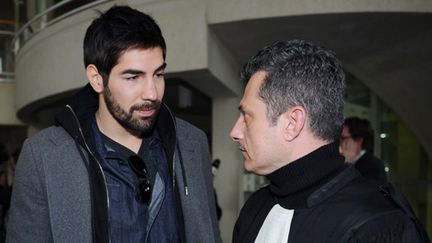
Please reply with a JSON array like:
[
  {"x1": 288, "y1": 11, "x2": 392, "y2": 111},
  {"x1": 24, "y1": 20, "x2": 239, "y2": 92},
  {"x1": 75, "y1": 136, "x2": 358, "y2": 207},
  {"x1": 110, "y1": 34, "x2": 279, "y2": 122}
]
[
  {"x1": 230, "y1": 117, "x2": 243, "y2": 142},
  {"x1": 141, "y1": 78, "x2": 158, "y2": 101}
]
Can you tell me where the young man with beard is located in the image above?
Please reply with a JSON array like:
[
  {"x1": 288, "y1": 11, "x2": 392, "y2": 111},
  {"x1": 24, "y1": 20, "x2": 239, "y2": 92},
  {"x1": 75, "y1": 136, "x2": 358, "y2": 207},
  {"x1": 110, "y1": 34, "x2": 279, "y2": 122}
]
[
  {"x1": 6, "y1": 6, "x2": 221, "y2": 243},
  {"x1": 230, "y1": 40, "x2": 429, "y2": 242}
]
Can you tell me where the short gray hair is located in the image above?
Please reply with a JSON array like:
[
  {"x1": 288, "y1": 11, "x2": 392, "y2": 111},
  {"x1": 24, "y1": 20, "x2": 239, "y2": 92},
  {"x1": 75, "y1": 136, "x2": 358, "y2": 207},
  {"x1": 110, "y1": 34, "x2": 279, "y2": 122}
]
[{"x1": 240, "y1": 40, "x2": 346, "y2": 142}]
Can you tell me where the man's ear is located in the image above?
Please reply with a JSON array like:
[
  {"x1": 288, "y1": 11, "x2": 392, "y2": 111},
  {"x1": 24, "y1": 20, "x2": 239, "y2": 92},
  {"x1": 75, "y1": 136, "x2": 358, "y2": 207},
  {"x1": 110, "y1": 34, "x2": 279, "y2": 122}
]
[
  {"x1": 282, "y1": 106, "x2": 306, "y2": 141},
  {"x1": 86, "y1": 64, "x2": 104, "y2": 93}
]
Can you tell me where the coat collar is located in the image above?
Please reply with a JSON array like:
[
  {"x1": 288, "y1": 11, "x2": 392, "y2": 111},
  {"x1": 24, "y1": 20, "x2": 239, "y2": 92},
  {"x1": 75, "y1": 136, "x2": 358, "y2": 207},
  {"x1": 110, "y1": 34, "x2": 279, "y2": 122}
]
[{"x1": 267, "y1": 142, "x2": 348, "y2": 208}]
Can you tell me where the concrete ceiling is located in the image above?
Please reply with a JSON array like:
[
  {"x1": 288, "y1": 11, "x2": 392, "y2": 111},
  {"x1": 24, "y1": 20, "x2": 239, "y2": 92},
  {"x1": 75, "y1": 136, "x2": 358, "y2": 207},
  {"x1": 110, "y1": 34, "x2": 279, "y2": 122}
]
[{"x1": 210, "y1": 12, "x2": 432, "y2": 157}]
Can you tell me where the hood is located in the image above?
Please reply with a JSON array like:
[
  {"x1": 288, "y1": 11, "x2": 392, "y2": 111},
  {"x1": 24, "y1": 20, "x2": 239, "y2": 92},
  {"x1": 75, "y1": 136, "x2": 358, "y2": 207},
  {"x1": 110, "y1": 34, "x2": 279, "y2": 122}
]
[{"x1": 55, "y1": 84, "x2": 98, "y2": 147}]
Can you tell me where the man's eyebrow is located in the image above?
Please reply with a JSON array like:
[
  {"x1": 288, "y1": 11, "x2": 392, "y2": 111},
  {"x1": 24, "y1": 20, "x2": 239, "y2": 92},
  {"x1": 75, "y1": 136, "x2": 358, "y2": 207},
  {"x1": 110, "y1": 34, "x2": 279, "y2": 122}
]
[
  {"x1": 155, "y1": 62, "x2": 167, "y2": 73},
  {"x1": 120, "y1": 69, "x2": 144, "y2": 75},
  {"x1": 120, "y1": 63, "x2": 167, "y2": 75}
]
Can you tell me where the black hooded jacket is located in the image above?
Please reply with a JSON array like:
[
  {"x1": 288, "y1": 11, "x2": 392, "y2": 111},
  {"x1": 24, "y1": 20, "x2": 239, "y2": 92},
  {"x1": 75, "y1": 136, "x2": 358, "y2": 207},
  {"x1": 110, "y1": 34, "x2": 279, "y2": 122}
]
[{"x1": 55, "y1": 84, "x2": 184, "y2": 243}]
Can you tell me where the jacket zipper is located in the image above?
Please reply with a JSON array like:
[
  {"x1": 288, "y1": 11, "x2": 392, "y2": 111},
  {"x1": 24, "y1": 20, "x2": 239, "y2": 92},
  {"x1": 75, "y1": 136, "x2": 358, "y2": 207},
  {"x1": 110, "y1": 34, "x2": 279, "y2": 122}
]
[
  {"x1": 163, "y1": 104, "x2": 187, "y2": 243},
  {"x1": 162, "y1": 104, "x2": 178, "y2": 192},
  {"x1": 66, "y1": 105, "x2": 111, "y2": 243}
]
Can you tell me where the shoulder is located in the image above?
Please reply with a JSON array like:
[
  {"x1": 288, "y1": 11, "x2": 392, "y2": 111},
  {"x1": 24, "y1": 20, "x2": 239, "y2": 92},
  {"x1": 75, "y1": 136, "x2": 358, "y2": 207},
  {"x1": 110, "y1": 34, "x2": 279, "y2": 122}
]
[
  {"x1": 239, "y1": 186, "x2": 273, "y2": 220},
  {"x1": 343, "y1": 210, "x2": 423, "y2": 242},
  {"x1": 290, "y1": 172, "x2": 420, "y2": 242},
  {"x1": 329, "y1": 175, "x2": 397, "y2": 215},
  {"x1": 357, "y1": 152, "x2": 383, "y2": 166},
  {"x1": 323, "y1": 175, "x2": 418, "y2": 239},
  {"x1": 355, "y1": 152, "x2": 387, "y2": 183},
  {"x1": 245, "y1": 186, "x2": 272, "y2": 204},
  {"x1": 175, "y1": 118, "x2": 207, "y2": 140},
  {"x1": 174, "y1": 118, "x2": 210, "y2": 160},
  {"x1": 21, "y1": 126, "x2": 74, "y2": 160},
  {"x1": 234, "y1": 186, "x2": 274, "y2": 242},
  {"x1": 252, "y1": 168, "x2": 423, "y2": 242},
  {"x1": 15, "y1": 126, "x2": 72, "y2": 182},
  {"x1": 27, "y1": 126, "x2": 72, "y2": 145}
]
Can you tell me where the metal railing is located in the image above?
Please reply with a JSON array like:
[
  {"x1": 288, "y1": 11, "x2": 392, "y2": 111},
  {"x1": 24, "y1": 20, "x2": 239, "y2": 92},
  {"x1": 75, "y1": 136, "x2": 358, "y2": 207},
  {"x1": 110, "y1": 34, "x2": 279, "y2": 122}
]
[
  {"x1": 0, "y1": 30, "x2": 15, "y2": 82},
  {"x1": 13, "y1": 0, "x2": 112, "y2": 54}
]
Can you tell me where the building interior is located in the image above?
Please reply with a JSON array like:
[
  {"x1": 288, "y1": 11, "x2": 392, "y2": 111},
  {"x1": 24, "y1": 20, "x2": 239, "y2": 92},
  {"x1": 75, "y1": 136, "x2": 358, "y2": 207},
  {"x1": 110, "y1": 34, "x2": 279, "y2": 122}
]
[{"x1": 0, "y1": 0, "x2": 431, "y2": 241}]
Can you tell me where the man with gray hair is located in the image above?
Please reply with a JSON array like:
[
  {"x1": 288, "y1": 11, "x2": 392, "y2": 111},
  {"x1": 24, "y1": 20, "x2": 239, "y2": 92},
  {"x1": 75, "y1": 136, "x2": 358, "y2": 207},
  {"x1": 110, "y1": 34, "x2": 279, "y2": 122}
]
[{"x1": 230, "y1": 40, "x2": 428, "y2": 242}]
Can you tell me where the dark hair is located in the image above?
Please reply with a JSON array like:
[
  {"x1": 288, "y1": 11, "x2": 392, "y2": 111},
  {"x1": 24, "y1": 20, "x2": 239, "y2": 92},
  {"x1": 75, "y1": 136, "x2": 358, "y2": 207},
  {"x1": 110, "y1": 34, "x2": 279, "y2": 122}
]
[
  {"x1": 344, "y1": 117, "x2": 374, "y2": 152},
  {"x1": 83, "y1": 6, "x2": 166, "y2": 85},
  {"x1": 241, "y1": 40, "x2": 346, "y2": 142}
]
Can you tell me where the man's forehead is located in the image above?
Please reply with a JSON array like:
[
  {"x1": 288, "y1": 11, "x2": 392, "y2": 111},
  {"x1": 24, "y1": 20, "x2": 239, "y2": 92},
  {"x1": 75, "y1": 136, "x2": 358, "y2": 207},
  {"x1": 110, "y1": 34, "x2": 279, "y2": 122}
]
[
  {"x1": 248, "y1": 71, "x2": 267, "y2": 84},
  {"x1": 244, "y1": 71, "x2": 267, "y2": 97},
  {"x1": 342, "y1": 126, "x2": 351, "y2": 135},
  {"x1": 239, "y1": 71, "x2": 268, "y2": 114},
  {"x1": 114, "y1": 47, "x2": 165, "y2": 71}
]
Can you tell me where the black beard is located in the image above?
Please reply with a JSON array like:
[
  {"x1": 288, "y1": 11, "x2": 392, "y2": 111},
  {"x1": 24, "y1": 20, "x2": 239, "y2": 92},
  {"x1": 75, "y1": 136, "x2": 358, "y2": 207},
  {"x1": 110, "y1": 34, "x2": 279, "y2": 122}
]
[{"x1": 103, "y1": 87, "x2": 161, "y2": 134}]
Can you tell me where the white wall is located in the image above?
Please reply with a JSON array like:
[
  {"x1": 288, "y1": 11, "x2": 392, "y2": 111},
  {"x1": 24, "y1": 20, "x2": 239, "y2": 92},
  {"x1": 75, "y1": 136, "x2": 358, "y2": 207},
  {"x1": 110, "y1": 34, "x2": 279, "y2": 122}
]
[
  {"x1": 0, "y1": 82, "x2": 21, "y2": 125},
  {"x1": 212, "y1": 97, "x2": 243, "y2": 243}
]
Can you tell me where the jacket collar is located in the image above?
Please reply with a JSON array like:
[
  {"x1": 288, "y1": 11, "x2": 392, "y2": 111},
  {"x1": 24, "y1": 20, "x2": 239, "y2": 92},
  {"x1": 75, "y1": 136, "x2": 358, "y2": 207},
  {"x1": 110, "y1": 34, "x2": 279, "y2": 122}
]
[
  {"x1": 55, "y1": 84, "x2": 97, "y2": 148},
  {"x1": 267, "y1": 142, "x2": 348, "y2": 208}
]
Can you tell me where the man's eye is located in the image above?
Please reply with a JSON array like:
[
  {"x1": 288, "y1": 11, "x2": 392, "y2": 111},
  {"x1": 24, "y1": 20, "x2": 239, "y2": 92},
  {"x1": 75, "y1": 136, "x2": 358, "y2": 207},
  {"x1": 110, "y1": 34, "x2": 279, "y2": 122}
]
[
  {"x1": 243, "y1": 115, "x2": 249, "y2": 127},
  {"x1": 156, "y1": 72, "x2": 165, "y2": 78},
  {"x1": 125, "y1": 75, "x2": 138, "y2": 80}
]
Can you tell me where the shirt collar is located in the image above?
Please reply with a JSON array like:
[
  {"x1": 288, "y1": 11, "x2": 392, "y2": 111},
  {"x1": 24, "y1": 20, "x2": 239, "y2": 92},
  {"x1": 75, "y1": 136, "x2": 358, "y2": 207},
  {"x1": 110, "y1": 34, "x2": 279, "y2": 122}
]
[{"x1": 353, "y1": 150, "x2": 366, "y2": 164}]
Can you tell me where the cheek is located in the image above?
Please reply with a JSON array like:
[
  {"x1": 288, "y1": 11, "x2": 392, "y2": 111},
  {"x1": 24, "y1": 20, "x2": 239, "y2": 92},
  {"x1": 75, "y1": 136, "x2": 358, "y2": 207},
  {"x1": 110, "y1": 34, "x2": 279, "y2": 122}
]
[
  {"x1": 157, "y1": 81, "x2": 165, "y2": 100},
  {"x1": 109, "y1": 85, "x2": 138, "y2": 106},
  {"x1": 119, "y1": 81, "x2": 141, "y2": 95},
  {"x1": 340, "y1": 140, "x2": 346, "y2": 148},
  {"x1": 246, "y1": 130, "x2": 264, "y2": 157},
  {"x1": 343, "y1": 141, "x2": 354, "y2": 152},
  {"x1": 118, "y1": 91, "x2": 135, "y2": 104}
]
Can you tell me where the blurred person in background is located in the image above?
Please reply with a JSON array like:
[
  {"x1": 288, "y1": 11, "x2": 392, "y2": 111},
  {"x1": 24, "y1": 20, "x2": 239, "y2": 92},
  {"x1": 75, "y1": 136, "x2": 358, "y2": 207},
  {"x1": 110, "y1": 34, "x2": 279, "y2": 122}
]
[{"x1": 340, "y1": 117, "x2": 387, "y2": 185}]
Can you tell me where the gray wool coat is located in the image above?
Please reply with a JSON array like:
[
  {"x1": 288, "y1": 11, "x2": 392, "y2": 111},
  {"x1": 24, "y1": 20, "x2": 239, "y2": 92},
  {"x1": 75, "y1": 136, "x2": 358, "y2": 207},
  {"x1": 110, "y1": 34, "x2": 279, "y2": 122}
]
[{"x1": 6, "y1": 117, "x2": 221, "y2": 243}]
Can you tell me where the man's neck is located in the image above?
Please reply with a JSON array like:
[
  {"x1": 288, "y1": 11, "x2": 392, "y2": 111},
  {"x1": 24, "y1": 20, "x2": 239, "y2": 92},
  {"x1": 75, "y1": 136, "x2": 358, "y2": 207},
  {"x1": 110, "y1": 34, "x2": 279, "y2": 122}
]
[
  {"x1": 95, "y1": 110, "x2": 143, "y2": 154},
  {"x1": 352, "y1": 150, "x2": 366, "y2": 164},
  {"x1": 286, "y1": 136, "x2": 330, "y2": 166}
]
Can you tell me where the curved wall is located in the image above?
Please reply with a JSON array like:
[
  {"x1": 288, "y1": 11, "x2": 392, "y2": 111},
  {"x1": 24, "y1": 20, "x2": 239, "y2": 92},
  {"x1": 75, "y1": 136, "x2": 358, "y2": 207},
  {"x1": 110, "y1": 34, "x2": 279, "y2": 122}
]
[{"x1": 0, "y1": 82, "x2": 21, "y2": 125}]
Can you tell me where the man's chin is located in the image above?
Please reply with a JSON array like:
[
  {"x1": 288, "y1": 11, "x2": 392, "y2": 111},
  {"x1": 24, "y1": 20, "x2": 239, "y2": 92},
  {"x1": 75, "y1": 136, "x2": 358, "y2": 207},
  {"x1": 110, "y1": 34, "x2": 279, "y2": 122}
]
[
  {"x1": 243, "y1": 160, "x2": 256, "y2": 173},
  {"x1": 121, "y1": 118, "x2": 155, "y2": 134}
]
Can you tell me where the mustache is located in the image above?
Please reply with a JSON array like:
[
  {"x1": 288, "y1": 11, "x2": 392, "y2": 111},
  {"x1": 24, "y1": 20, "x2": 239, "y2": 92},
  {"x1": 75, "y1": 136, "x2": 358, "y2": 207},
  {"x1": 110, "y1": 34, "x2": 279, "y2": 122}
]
[{"x1": 130, "y1": 101, "x2": 162, "y2": 112}]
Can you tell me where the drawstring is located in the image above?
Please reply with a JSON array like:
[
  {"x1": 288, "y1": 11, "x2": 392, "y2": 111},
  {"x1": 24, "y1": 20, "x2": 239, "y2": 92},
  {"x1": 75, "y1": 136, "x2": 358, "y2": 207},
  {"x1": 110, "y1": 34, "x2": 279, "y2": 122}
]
[
  {"x1": 66, "y1": 105, "x2": 110, "y2": 243},
  {"x1": 176, "y1": 141, "x2": 189, "y2": 196}
]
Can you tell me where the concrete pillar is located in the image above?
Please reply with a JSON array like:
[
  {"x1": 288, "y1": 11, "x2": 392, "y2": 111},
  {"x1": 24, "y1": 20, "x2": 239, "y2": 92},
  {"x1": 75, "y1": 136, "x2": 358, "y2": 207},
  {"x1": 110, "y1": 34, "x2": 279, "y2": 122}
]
[
  {"x1": 212, "y1": 96, "x2": 243, "y2": 243},
  {"x1": 0, "y1": 82, "x2": 21, "y2": 125}
]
